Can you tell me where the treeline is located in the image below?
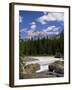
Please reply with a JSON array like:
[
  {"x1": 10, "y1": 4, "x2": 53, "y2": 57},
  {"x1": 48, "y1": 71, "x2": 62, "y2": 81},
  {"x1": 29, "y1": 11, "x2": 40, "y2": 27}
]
[{"x1": 20, "y1": 34, "x2": 64, "y2": 56}]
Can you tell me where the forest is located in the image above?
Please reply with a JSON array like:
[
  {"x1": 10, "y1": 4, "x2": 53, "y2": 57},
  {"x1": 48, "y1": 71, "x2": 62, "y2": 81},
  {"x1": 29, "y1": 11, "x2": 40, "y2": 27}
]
[{"x1": 19, "y1": 33, "x2": 64, "y2": 57}]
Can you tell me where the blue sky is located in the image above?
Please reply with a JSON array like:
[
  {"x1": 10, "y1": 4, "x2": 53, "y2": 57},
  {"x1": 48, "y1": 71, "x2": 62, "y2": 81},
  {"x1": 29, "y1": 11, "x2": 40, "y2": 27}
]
[{"x1": 19, "y1": 10, "x2": 64, "y2": 39}]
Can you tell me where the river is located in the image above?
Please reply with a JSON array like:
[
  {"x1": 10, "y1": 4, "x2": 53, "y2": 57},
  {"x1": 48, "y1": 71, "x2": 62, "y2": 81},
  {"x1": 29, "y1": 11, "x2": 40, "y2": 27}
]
[{"x1": 24, "y1": 56, "x2": 63, "y2": 73}]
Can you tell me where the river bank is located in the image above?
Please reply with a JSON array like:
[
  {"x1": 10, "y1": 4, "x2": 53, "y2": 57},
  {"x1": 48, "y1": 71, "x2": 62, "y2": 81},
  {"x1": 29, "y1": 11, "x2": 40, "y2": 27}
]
[{"x1": 19, "y1": 56, "x2": 64, "y2": 79}]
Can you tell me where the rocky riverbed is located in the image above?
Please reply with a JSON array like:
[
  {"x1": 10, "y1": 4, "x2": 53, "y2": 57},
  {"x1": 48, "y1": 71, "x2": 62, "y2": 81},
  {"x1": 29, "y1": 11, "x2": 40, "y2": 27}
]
[{"x1": 19, "y1": 56, "x2": 64, "y2": 79}]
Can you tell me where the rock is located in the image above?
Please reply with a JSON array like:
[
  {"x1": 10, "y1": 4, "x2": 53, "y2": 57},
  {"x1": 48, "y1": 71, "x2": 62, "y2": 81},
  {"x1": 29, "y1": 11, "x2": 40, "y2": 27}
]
[
  {"x1": 54, "y1": 64, "x2": 64, "y2": 74},
  {"x1": 56, "y1": 74, "x2": 64, "y2": 77},
  {"x1": 24, "y1": 63, "x2": 40, "y2": 74},
  {"x1": 54, "y1": 60, "x2": 64, "y2": 65},
  {"x1": 49, "y1": 61, "x2": 64, "y2": 74},
  {"x1": 19, "y1": 62, "x2": 27, "y2": 79},
  {"x1": 55, "y1": 52, "x2": 63, "y2": 58},
  {"x1": 19, "y1": 57, "x2": 40, "y2": 79},
  {"x1": 19, "y1": 63, "x2": 40, "y2": 79},
  {"x1": 47, "y1": 71, "x2": 64, "y2": 77},
  {"x1": 48, "y1": 64, "x2": 55, "y2": 72}
]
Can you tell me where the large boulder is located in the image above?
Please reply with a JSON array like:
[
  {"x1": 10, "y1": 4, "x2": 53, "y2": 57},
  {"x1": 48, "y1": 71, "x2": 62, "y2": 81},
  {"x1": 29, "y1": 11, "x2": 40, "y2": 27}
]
[
  {"x1": 19, "y1": 63, "x2": 40, "y2": 79},
  {"x1": 54, "y1": 64, "x2": 64, "y2": 74},
  {"x1": 24, "y1": 63, "x2": 40, "y2": 74},
  {"x1": 49, "y1": 61, "x2": 64, "y2": 74}
]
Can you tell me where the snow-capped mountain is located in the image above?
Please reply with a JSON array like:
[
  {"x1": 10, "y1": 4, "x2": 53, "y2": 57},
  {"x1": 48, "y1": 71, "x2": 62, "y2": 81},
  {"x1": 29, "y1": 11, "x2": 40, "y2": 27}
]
[{"x1": 27, "y1": 26, "x2": 64, "y2": 40}]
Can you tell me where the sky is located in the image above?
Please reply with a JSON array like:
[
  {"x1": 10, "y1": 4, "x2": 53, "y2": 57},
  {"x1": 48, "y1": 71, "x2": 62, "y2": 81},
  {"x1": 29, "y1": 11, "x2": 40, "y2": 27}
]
[{"x1": 19, "y1": 10, "x2": 64, "y2": 39}]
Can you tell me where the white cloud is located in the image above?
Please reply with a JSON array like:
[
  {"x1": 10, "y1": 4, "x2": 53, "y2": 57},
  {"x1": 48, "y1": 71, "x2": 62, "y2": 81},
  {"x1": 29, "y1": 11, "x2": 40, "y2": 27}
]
[
  {"x1": 53, "y1": 27, "x2": 61, "y2": 32},
  {"x1": 19, "y1": 28, "x2": 27, "y2": 33},
  {"x1": 47, "y1": 31, "x2": 59, "y2": 35},
  {"x1": 27, "y1": 23, "x2": 37, "y2": 39},
  {"x1": 40, "y1": 21, "x2": 47, "y2": 25},
  {"x1": 48, "y1": 12, "x2": 64, "y2": 21},
  {"x1": 30, "y1": 22, "x2": 36, "y2": 26},
  {"x1": 29, "y1": 21, "x2": 37, "y2": 30},
  {"x1": 37, "y1": 15, "x2": 48, "y2": 24},
  {"x1": 30, "y1": 21, "x2": 37, "y2": 30},
  {"x1": 43, "y1": 26, "x2": 62, "y2": 35},
  {"x1": 19, "y1": 16, "x2": 23, "y2": 23},
  {"x1": 37, "y1": 12, "x2": 64, "y2": 24},
  {"x1": 43, "y1": 26, "x2": 56, "y2": 32},
  {"x1": 47, "y1": 26, "x2": 56, "y2": 31},
  {"x1": 31, "y1": 22, "x2": 36, "y2": 25},
  {"x1": 30, "y1": 24, "x2": 36, "y2": 29}
]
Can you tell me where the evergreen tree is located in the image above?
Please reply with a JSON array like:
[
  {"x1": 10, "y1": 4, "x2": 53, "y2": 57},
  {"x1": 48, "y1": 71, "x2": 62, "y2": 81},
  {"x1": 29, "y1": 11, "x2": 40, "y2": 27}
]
[{"x1": 19, "y1": 34, "x2": 64, "y2": 56}]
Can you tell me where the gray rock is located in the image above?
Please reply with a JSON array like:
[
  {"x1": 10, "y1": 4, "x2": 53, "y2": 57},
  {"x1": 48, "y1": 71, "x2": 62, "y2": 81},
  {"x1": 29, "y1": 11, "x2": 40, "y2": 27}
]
[
  {"x1": 54, "y1": 64, "x2": 64, "y2": 74},
  {"x1": 49, "y1": 61, "x2": 64, "y2": 74},
  {"x1": 24, "y1": 63, "x2": 40, "y2": 74},
  {"x1": 55, "y1": 52, "x2": 63, "y2": 58}
]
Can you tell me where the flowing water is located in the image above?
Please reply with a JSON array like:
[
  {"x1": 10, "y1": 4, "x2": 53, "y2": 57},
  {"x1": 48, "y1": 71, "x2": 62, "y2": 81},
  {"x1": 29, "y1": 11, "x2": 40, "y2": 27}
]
[{"x1": 24, "y1": 56, "x2": 63, "y2": 72}]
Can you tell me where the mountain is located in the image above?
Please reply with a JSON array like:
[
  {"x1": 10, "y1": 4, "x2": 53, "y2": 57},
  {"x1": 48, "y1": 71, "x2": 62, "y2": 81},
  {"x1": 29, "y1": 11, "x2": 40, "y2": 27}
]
[{"x1": 27, "y1": 26, "x2": 64, "y2": 40}]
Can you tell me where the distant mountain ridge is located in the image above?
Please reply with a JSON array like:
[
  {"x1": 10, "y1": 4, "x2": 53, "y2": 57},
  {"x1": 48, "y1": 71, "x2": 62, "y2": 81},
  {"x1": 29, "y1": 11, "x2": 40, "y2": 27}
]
[
  {"x1": 19, "y1": 26, "x2": 64, "y2": 40},
  {"x1": 27, "y1": 26, "x2": 64, "y2": 40}
]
